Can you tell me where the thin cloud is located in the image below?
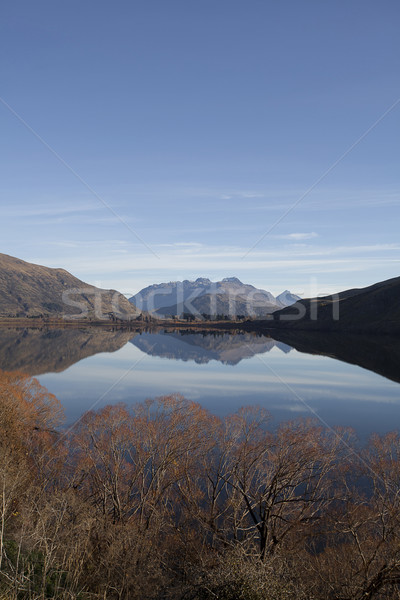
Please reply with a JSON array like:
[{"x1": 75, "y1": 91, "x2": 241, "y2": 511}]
[
  {"x1": 155, "y1": 242, "x2": 204, "y2": 248},
  {"x1": 1, "y1": 203, "x2": 102, "y2": 218},
  {"x1": 274, "y1": 232, "x2": 319, "y2": 241}
]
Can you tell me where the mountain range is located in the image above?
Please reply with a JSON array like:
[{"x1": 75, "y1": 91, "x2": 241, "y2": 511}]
[
  {"x1": 129, "y1": 277, "x2": 300, "y2": 318},
  {"x1": 0, "y1": 253, "x2": 399, "y2": 335},
  {"x1": 0, "y1": 253, "x2": 139, "y2": 319}
]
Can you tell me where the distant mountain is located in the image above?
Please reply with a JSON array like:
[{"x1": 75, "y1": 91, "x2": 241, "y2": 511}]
[
  {"x1": 130, "y1": 278, "x2": 214, "y2": 312},
  {"x1": 276, "y1": 290, "x2": 302, "y2": 307},
  {"x1": 157, "y1": 293, "x2": 281, "y2": 319},
  {"x1": 130, "y1": 277, "x2": 300, "y2": 318},
  {"x1": 266, "y1": 276, "x2": 400, "y2": 334},
  {"x1": 130, "y1": 330, "x2": 292, "y2": 365},
  {"x1": 0, "y1": 253, "x2": 139, "y2": 320}
]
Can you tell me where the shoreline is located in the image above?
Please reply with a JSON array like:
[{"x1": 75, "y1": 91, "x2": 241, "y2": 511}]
[
  {"x1": 0, "y1": 317, "x2": 398, "y2": 336},
  {"x1": 0, "y1": 317, "x2": 250, "y2": 332}
]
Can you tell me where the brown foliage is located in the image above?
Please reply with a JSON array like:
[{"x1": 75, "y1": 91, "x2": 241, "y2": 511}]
[{"x1": 1, "y1": 377, "x2": 400, "y2": 599}]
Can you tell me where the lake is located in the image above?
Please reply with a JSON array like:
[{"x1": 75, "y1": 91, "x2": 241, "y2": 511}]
[{"x1": 1, "y1": 326, "x2": 400, "y2": 439}]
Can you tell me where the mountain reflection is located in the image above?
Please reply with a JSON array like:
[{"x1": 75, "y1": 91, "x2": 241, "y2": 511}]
[
  {"x1": 0, "y1": 326, "x2": 399, "y2": 386},
  {"x1": 130, "y1": 330, "x2": 292, "y2": 365},
  {"x1": 268, "y1": 329, "x2": 400, "y2": 385},
  {"x1": 0, "y1": 327, "x2": 133, "y2": 375}
]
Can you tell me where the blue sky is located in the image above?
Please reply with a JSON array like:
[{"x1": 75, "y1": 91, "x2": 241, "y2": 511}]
[{"x1": 1, "y1": 0, "x2": 399, "y2": 297}]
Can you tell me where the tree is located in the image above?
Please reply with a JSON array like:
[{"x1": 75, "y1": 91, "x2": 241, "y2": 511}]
[
  {"x1": 0, "y1": 370, "x2": 64, "y2": 595},
  {"x1": 311, "y1": 431, "x2": 400, "y2": 600}
]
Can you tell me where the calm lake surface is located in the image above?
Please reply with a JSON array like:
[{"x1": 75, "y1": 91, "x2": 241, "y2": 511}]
[{"x1": 1, "y1": 326, "x2": 400, "y2": 439}]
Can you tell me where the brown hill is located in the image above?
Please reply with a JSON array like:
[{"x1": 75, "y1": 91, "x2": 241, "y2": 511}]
[{"x1": 0, "y1": 253, "x2": 139, "y2": 320}]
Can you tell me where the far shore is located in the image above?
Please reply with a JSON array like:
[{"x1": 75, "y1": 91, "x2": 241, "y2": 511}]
[
  {"x1": 0, "y1": 316, "x2": 256, "y2": 332},
  {"x1": 1, "y1": 316, "x2": 398, "y2": 336}
]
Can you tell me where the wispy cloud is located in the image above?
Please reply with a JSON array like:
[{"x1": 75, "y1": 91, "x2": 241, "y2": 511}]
[
  {"x1": 155, "y1": 242, "x2": 204, "y2": 248},
  {"x1": 204, "y1": 189, "x2": 400, "y2": 213},
  {"x1": 28, "y1": 239, "x2": 399, "y2": 300},
  {"x1": 34, "y1": 214, "x2": 137, "y2": 226},
  {"x1": 274, "y1": 232, "x2": 319, "y2": 241},
  {"x1": 1, "y1": 203, "x2": 102, "y2": 218},
  {"x1": 1, "y1": 203, "x2": 141, "y2": 227}
]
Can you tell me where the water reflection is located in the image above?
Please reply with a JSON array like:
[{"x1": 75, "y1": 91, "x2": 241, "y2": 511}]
[
  {"x1": 130, "y1": 330, "x2": 292, "y2": 365},
  {"x1": 268, "y1": 329, "x2": 400, "y2": 385},
  {"x1": 0, "y1": 326, "x2": 133, "y2": 374},
  {"x1": 0, "y1": 326, "x2": 399, "y2": 438},
  {"x1": 0, "y1": 326, "x2": 400, "y2": 385}
]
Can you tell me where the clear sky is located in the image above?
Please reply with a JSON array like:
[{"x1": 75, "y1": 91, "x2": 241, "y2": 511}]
[{"x1": 1, "y1": 0, "x2": 399, "y2": 298}]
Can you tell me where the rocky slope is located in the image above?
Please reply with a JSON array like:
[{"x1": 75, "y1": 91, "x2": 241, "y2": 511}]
[{"x1": 0, "y1": 253, "x2": 139, "y2": 320}]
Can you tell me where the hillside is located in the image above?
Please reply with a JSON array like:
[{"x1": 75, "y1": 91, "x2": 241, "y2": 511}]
[
  {"x1": 130, "y1": 277, "x2": 300, "y2": 318},
  {"x1": 156, "y1": 292, "x2": 280, "y2": 318},
  {"x1": 265, "y1": 276, "x2": 400, "y2": 334},
  {"x1": 0, "y1": 253, "x2": 139, "y2": 320}
]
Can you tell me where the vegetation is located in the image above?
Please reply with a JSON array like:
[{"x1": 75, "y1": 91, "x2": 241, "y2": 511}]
[{"x1": 1, "y1": 371, "x2": 400, "y2": 599}]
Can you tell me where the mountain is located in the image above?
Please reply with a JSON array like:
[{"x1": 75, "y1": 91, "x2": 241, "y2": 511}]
[
  {"x1": 156, "y1": 293, "x2": 280, "y2": 319},
  {"x1": 276, "y1": 290, "x2": 302, "y2": 307},
  {"x1": 130, "y1": 278, "x2": 214, "y2": 312},
  {"x1": 0, "y1": 253, "x2": 139, "y2": 320},
  {"x1": 130, "y1": 277, "x2": 299, "y2": 318},
  {"x1": 265, "y1": 276, "x2": 400, "y2": 334}
]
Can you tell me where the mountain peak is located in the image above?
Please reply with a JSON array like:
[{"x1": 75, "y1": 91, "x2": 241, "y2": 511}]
[
  {"x1": 221, "y1": 277, "x2": 242, "y2": 284},
  {"x1": 276, "y1": 290, "x2": 302, "y2": 307}
]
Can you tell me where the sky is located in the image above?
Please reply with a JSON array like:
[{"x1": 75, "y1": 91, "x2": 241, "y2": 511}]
[{"x1": 1, "y1": 0, "x2": 399, "y2": 298}]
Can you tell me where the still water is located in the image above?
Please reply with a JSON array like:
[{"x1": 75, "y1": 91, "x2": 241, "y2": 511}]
[{"x1": 1, "y1": 326, "x2": 400, "y2": 439}]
